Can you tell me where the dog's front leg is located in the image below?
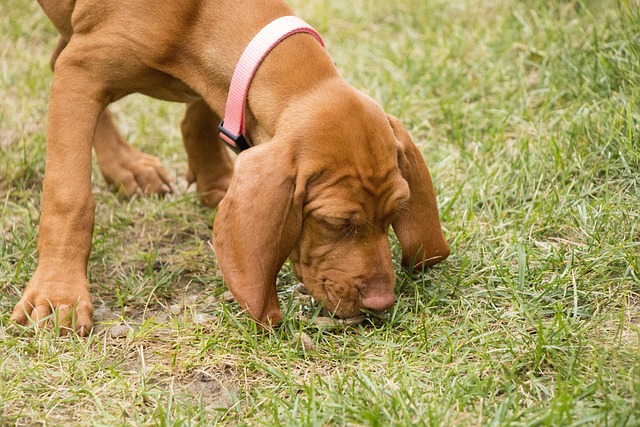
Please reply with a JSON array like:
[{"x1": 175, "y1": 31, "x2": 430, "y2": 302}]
[{"x1": 10, "y1": 48, "x2": 106, "y2": 336}]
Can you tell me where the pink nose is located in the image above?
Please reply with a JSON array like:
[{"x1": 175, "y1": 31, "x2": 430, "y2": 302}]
[{"x1": 361, "y1": 293, "x2": 396, "y2": 312}]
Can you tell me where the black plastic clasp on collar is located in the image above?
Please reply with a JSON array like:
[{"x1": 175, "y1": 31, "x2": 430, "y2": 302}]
[{"x1": 218, "y1": 121, "x2": 251, "y2": 154}]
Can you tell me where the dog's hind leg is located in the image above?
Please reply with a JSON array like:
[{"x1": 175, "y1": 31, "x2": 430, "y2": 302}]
[
  {"x1": 181, "y1": 99, "x2": 234, "y2": 208},
  {"x1": 51, "y1": 37, "x2": 173, "y2": 197},
  {"x1": 92, "y1": 109, "x2": 173, "y2": 196}
]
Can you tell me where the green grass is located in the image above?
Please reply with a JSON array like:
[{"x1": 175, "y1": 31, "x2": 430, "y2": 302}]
[{"x1": 1, "y1": 0, "x2": 639, "y2": 425}]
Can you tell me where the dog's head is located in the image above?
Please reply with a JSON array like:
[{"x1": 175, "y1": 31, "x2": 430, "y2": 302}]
[{"x1": 213, "y1": 82, "x2": 449, "y2": 325}]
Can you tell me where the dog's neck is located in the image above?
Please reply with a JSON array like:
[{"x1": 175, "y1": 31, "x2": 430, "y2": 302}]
[
  {"x1": 182, "y1": 9, "x2": 340, "y2": 147},
  {"x1": 240, "y1": 34, "x2": 341, "y2": 146}
]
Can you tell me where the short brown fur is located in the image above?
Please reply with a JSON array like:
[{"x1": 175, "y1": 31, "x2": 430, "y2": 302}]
[{"x1": 11, "y1": 0, "x2": 449, "y2": 334}]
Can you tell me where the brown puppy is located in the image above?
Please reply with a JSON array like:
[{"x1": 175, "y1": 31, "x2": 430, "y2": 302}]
[{"x1": 11, "y1": 0, "x2": 449, "y2": 334}]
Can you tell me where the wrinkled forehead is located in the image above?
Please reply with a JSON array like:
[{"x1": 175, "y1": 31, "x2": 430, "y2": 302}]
[
  {"x1": 304, "y1": 164, "x2": 409, "y2": 220},
  {"x1": 291, "y1": 86, "x2": 409, "y2": 217}
]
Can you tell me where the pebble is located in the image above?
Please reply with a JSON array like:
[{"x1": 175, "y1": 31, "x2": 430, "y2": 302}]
[
  {"x1": 169, "y1": 304, "x2": 182, "y2": 315},
  {"x1": 221, "y1": 291, "x2": 235, "y2": 302},
  {"x1": 184, "y1": 294, "x2": 198, "y2": 305},
  {"x1": 292, "y1": 332, "x2": 316, "y2": 351},
  {"x1": 292, "y1": 284, "x2": 312, "y2": 305},
  {"x1": 109, "y1": 323, "x2": 131, "y2": 339},
  {"x1": 293, "y1": 284, "x2": 309, "y2": 295},
  {"x1": 152, "y1": 312, "x2": 169, "y2": 324},
  {"x1": 311, "y1": 315, "x2": 366, "y2": 329},
  {"x1": 195, "y1": 313, "x2": 213, "y2": 324}
]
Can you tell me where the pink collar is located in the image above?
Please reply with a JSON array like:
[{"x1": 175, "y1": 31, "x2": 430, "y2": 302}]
[{"x1": 218, "y1": 16, "x2": 325, "y2": 153}]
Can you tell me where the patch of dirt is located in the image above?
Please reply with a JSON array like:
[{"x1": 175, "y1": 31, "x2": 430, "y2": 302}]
[
  {"x1": 185, "y1": 367, "x2": 238, "y2": 409},
  {"x1": 97, "y1": 321, "x2": 240, "y2": 412},
  {"x1": 93, "y1": 303, "x2": 119, "y2": 327},
  {"x1": 91, "y1": 280, "x2": 229, "y2": 336}
]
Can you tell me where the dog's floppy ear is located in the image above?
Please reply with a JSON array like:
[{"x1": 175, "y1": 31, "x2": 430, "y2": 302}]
[
  {"x1": 389, "y1": 115, "x2": 450, "y2": 269},
  {"x1": 213, "y1": 142, "x2": 303, "y2": 327}
]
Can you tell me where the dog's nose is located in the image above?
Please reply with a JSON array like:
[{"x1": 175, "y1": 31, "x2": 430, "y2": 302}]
[{"x1": 361, "y1": 293, "x2": 396, "y2": 312}]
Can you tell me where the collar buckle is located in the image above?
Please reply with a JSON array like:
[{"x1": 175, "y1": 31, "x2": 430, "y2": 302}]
[{"x1": 218, "y1": 121, "x2": 251, "y2": 154}]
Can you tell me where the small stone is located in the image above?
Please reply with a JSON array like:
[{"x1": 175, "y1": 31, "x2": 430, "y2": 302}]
[
  {"x1": 184, "y1": 294, "x2": 198, "y2": 305},
  {"x1": 293, "y1": 284, "x2": 309, "y2": 295},
  {"x1": 110, "y1": 323, "x2": 131, "y2": 338},
  {"x1": 195, "y1": 313, "x2": 213, "y2": 324},
  {"x1": 311, "y1": 314, "x2": 366, "y2": 329},
  {"x1": 204, "y1": 294, "x2": 218, "y2": 305},
  {"x1": 169, "y1": 304, "x2": 182, "y2": 315},
  {"x1": 342, "y1": 315, "x2": 366, "y2": 325},
  {"x1": 93, "y1": 304, "x2": 114, "y2": 322},
  {"x1": 293, "y1": 284, "x2": 312, "y2": 305},
  {"x1": 292, "y1": 332, "x2": 316, "y2": 351},
  {"x1": 311, "y1": 317, "x2": 337, "y2": 328},
  {"x1": 152, "y1": 312, "x2": 169, "y2": 324},
  {"x1": 221, "y1": 291, "x2": 235, "y2": 303}
]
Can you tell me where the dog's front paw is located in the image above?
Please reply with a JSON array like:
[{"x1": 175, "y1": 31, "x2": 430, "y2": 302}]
[
  {"x1": 100, "y1": 149, "x2": 173, "y2": 197},
  {"x1": 10, "y1": 276, "x2": 93, "y2": 337}
]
